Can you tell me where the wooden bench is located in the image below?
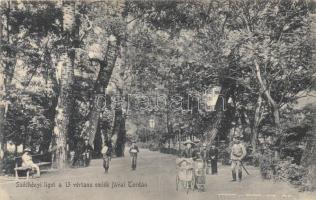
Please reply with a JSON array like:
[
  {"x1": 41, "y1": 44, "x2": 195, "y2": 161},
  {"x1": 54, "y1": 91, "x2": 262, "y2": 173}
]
[{"x1": 14, "y1": 156, "x2": 51, "y2": 180}]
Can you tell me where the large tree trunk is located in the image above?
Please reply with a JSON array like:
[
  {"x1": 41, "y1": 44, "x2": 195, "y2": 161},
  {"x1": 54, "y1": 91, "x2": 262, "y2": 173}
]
[
  {"x1": 254, "y1": 60, "x2": 280, "y2": 128},
  {"x1": 0, "y1": 90, "x2": 5, "y2": 174},
  {"x1": 0, "y1": 1, "x2": 5, "y2": 174},
  {"x1": 51, "y1": 1, "x2": 76, "y2": 169},
  {"x1": 0, "y1": 0, "x2": 13, "y2": 173},
  {"x1": 300, "y1": 12, "x2": 316, "y2": 191},
  {"x1": 205, "y1": 83, "x2": 232, "y2": 144},
  {"x1": 112, "y1": 106, "x2": 126, "y2": 157},
  {"x1": 254, "y1": 60, "x2": 281, "y2": 159},
  {"x1": 51, "y1": 52, "x2": 75, "y2": 169},
  {"x1": 42, "y1": 52, "x2": 59, "y2": 155},
  {"x1": 84, "y1": 37, "x2": 120, "y2": 147}
]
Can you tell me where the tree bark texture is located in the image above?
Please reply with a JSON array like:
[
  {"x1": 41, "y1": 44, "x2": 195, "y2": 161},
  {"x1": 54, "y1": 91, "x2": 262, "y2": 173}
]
[
  {"x1": 51, "y1": 1, "x2": 76, "y2": 169},
  {"x1": 112, "y1": 106, "x2": 126, "y2": 157},
  {"x1": 205, "y1": 83, "x2": 232, "y2": 144},
  {"x1": 85, "y1": 38, "x2": 120, "y2": 147},
  {"x1": 254, "y1": 60, "x2": 281, "y2": 159},
  {"x1": 254, "y1": 60, "x2": 280, "y2": 129},
  {"x1": 0, "y1": 0, "x2": 13, "y2": 173}
]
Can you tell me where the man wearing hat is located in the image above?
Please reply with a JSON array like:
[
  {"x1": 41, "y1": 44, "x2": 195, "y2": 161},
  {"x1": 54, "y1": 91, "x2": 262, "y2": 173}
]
[
  {"x1": 82, "y1": 138, "x2": 93, "y2": 166},
  {"x1": 208, "y1": 144, "x2": 219, "y2": 175},
  {"x1": 199, "y1": 143, "x2": 209, "y2": 166},
  {"x1": 230, "y1": 135, "x2": 246, "y2": 181},
  {"x1": 129, "y1": 141, "x2": 139, "y2": 170},
  {"x1": 22, "y1": 148, "x2": 40, "y2": 177},
  {"x1": 101, "y1": 140, "x2": 112, "y2": 173},
  {"x1": 181, "y1": 139, "x2": 197, "y2": 160},
  {"x1": 83, "y1": 138, "x2": 94, "y2": 153}
]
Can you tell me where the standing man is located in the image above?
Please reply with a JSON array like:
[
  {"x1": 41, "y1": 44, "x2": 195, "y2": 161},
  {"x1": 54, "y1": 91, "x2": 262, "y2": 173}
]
[
  {"x1": 230, "y1": 136, "x2": 247, "y2": 181},
  {"x1": 129, "y1": 141, "x2": 139, "y2": 170},
  {"x1": 208, "y1": 144, "x2": 219, "y2": 175},
  {"x1": 82, "y1": 138, "x2": 93, "y2": 167},
  {"x1": 101, "y1": 140, "x2": 112, "y2": 173},
  {"x1": 200, "y1": 143, "x2": 209, "y2": 166}
]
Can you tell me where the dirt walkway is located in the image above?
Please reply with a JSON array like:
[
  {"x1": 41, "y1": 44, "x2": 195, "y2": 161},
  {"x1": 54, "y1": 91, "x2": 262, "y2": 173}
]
[{"x1": 0, "y1": 149, "x2": 315, "y2": 200}]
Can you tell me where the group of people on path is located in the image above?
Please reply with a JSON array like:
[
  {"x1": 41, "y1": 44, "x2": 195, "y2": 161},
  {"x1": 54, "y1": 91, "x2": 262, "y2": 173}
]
[
  {"x1": 71, "y1": 139, "x2": 94, "y2": 167},
  {"x1": 179, "y1": 135, "x2": 247, "y2": 182},
  {"x1": 101, "y1": 140, "x2": 139, "y2": 173},
  {"x1": 180, "y1": 140, "x2": 219, "y2": 175},
  {"x1": 20, "y1": 136, "x2": 245, "y2": 182},
  {"x1": 17, "y1": 140, "x2": 139, "y2": 178}
]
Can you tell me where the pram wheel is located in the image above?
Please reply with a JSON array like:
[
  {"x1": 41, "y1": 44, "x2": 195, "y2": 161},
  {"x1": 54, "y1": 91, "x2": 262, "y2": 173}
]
[{"x1": 176, "y1": 158, "x2": 195, "y2": 194}]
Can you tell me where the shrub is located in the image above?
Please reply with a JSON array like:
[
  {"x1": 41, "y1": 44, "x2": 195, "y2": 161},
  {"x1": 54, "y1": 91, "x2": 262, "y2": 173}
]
[
  {"x1": 3, "y1": 153, "x2": 16, "y2": 175},
  {"x1": 274, "y1": 158, "x2": 308, "y2": 189},
  {"x1": 248, "y1": 152, "x2": 261, "y2": 167},
  {"x1": 148, "y1": 143, "x2": 159, "y2": 151},
  {"x1": 160, "y1": 147, "x2": 179, "y2": 155},
  {"x1": 137, "y1": 141, "x2": 160, "y2": 151},
  {"x1": 259, "y1": 153, "x2": 277, "y2": 180},
  {"x1": 259, "y1": 155, "x2": 312, "y2": 191},
  {"x1": 218, "y1": 144, "x2": 230, "y2": 165}
]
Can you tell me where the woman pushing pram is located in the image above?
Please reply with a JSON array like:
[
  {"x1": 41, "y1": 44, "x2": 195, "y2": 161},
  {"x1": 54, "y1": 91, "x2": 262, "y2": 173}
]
[{"x1": 176, "y1": 139, "x2": 206, "y2": 193}]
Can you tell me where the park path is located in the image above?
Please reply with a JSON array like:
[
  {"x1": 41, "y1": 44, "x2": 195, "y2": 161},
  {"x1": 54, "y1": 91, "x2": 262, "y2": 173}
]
[{"x1": 0, "y1": 149, "x2": 315, "y2": 200}]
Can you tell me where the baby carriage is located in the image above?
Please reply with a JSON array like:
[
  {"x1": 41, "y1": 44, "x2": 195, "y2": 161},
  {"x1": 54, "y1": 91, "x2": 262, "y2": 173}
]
[
  {"x1": 194, "y1": 158, "x2": 206, "y2": 192},
  {"x1": 176, "y1": 158, "x2": 195, "y2": 194}
]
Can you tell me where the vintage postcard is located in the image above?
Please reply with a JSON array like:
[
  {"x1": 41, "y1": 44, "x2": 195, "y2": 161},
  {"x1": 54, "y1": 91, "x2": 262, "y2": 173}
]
[{"x1": 0, "y1": 0, "x2": 315, "y2": 200}]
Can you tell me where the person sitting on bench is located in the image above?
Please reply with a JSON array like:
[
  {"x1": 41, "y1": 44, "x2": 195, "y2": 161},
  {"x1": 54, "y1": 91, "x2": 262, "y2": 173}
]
[{"x1": 22, "y1": 148, "x2": 40, "y2": 177}]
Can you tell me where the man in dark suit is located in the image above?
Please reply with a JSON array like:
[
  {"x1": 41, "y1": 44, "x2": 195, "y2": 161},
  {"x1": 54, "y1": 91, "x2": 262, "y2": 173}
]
[
  {"x1": 208, "y1": 144, "x2": 219, "y2": 174},
  {"x1": 200, "y1": 143, "x2": 209, "y2": 165},
  {"x1": 82, "y1": 138, "x2": 93, "y2": 166}
]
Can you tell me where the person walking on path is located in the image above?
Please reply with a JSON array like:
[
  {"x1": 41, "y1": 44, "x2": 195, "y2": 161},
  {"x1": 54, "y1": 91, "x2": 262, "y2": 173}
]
[
  {"x1": 208, "y1": 144, "x2": 219, "y2": 175},
  {"x1": 21, "y1": 148, "x2": 40, "y2": 177},
  {"x1": 82, "y1": 138, "x2": 94, "y2": 167},
  {"x1": 101, "y1": 140, "x2": 112, "y2": 173},
  {"x1": 230, "y1": 135, "x2": 247, "y2": 182},
  {"x1": 129, "y1": 141, "x2": 139, "y2": 170},
  {"x1": 71, "y1": 139, "x2": 84, "y2": 167}
]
